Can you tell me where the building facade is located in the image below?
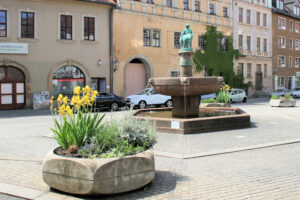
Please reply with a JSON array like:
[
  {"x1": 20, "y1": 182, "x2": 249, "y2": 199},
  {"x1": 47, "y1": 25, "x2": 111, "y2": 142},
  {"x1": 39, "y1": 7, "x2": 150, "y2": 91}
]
[
  {"x1": 232, "y1": 0, "x2": 273, "y2": 96},
  {"x1": 113, "y1": 0, "x2": 233, "y2": 97},
  {"x1": 0, "y1": 0, "x2": 115, "y2": 110},
  {"x1": 272, "y1": 0, "x2": 300, "y2": 90}
]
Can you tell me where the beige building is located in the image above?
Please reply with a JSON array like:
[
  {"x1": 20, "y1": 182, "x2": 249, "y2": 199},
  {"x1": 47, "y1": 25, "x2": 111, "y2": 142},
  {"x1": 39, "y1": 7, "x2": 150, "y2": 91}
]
[
  {"x1": 113, "y1": 0, "x2": 233, "y2": 97},
  {"x1": 232, "y1": 0, "x2": 273, "y2": 97},
  {"x1": 0, "y1": 0, "x2": 115, "y2": 110}
]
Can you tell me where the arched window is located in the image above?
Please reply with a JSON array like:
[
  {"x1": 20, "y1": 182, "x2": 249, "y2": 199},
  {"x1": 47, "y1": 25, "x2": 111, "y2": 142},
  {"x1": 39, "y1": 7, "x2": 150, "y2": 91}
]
[{"x1": 52, "y1": 65, "x2": 85, "y2": 97}]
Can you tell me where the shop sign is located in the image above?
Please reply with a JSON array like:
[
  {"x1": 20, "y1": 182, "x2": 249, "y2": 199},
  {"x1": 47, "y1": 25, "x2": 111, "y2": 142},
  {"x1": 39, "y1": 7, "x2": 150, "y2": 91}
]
[
  {"x1": 296, "y1": 72, "x2": 300, "y2": 77},
  {"x1": 0, "y1": 43, "x2": 28, "y2": 54}
]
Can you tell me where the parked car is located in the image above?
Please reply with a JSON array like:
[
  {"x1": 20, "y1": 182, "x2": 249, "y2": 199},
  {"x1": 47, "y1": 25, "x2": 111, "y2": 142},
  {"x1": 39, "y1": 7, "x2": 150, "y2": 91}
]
[
  {"x1": 126, "y1": 88, "x2": 172, "y2": 109},
  {"x1": 229, "y1": 89, "x2": 247, "y2": 103},
  {"x1": 201, "y1": 93, "x2": 217, "y2": 101},
  {"x1": 95, "y1": 92, "x2": 126, "y2": 111},
  {"x1": 291, "y1": 88, "x2": 300, "y2": 98},
  {"x1": 269, "y1": 89, "x2": 291, "y2": 98}
]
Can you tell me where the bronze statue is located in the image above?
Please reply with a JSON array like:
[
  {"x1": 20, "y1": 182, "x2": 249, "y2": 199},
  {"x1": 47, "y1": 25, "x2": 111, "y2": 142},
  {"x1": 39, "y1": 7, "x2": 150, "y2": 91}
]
[{"x1": 180, "y1": 24, "x2": 193, "y2": 51}]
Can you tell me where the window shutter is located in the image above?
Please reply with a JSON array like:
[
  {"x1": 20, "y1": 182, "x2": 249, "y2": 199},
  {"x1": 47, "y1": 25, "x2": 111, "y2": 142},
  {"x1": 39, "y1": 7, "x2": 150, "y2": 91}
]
[{"x1": 275, "y1": 75, "x2": 278, "y2": 90}]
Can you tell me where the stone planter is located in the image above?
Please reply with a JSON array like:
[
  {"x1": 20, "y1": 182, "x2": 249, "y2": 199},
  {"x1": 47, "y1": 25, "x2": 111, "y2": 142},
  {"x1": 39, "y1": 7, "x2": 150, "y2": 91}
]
[
  {"x1": 200, "y1": 102, "x2": 231, "y2": 108},
  {"x1": 42, "y1": 148, "x2": 155, "y2": 195},
  {"x1": 269, "y1": 99, "x2": 296, "y2": 107}
]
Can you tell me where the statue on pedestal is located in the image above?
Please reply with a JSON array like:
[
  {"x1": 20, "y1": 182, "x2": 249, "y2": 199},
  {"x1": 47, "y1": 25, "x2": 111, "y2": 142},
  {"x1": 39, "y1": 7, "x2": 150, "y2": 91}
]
[{"x1": 179, "y1": 24, "x2": 193, "y2": 51}]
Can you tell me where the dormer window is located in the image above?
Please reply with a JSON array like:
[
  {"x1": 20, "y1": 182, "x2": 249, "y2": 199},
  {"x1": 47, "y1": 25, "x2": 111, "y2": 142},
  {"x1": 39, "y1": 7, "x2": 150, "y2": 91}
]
[
  {"x1": 294, "y1": 6, "x2": 300, "y2": 16},
  {"x1": 276, "y1": 0, "x2": 284, "y2": 10}
]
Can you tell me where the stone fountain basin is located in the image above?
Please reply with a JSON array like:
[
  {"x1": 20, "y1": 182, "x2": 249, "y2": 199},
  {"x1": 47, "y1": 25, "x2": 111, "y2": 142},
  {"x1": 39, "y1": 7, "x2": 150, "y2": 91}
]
[
  {"x1": 133, "y1": 107, "x2": 251, "y2": 134},
  {"x1": 149, "y1": 77, "x2": 223, "y2": 96}
]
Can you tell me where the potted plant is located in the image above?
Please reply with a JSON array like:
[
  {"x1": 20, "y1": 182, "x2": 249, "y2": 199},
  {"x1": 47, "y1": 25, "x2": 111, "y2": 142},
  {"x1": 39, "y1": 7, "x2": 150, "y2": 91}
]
[
  {"x1": 200, "y1": 85, "x2": 231, "y2": 107},
  {"x1": 269, "y1": 94, "x2": 296, "y2": 107},
  {"x1": 42, "y1": 86, "x2": 156, "y2": 195}
]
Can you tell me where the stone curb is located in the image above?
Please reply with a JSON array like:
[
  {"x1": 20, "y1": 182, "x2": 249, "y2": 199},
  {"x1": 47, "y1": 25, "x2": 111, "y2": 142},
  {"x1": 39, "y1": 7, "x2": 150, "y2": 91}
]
[
  {"x1": 0, "y1": 183, "x2": 81, "y2": 200},
  {"x1": 154, "y1": 138, "x2": 300, "y2": 159}
]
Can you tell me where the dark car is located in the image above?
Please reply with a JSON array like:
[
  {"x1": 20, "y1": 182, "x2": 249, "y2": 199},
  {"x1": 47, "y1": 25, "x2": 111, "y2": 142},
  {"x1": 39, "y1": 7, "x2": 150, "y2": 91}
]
[{"x1": 95, "y1": 92, "x2": 126, "y2": 111}]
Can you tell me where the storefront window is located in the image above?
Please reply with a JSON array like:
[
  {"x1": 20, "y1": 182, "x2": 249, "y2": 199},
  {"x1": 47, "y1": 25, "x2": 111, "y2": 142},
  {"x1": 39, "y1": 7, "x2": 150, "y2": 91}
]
[
  {"x1": 296, "y1": 76, "x2": 300, "y2": 88},
  {"x1": 52, "y1": 65, "x2": 85, "y2": 98}
]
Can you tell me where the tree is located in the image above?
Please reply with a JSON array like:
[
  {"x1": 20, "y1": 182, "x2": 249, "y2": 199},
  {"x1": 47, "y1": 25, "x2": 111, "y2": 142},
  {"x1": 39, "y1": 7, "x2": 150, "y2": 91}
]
[{"x1": 193, "y1": 25, "x2": 243, "y2": 87}]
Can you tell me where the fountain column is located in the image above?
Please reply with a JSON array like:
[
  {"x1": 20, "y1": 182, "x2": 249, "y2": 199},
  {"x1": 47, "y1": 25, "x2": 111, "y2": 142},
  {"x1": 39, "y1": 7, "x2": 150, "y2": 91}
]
[{"x1": 172, "y1": 50, "x2": 200, "y2": 118}]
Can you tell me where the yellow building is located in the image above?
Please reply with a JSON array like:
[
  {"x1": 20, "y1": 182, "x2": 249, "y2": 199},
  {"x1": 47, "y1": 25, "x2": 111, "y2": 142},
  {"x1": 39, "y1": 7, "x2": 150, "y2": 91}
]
[{"x1": 113, "y1": 0, "x2": 233, "y2": 96}]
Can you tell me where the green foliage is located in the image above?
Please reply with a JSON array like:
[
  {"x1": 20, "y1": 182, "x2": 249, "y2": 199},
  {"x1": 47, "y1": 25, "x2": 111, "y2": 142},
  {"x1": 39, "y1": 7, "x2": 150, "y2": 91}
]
[
  {"x1": 284, "y1": 94, "x2": 292, "y2": 99},
  {"x1": 193, "y1": 25, "x2": 244, "y2": 87},
  {"x1": 79, "y1": 111, "x2": 157, "y2": 158},
  {"x1": 51, "y1": 111, "x2": 105, "y2": 150},
  {"x1": 271, "y1": 95, "x2": 279, "y2": 99},
  {"x1": 217, "y1": 91, "x2": 231, "y2": 103},
  {"x1": 201, "y1": 98, "x2": 217, "y2": 103}
]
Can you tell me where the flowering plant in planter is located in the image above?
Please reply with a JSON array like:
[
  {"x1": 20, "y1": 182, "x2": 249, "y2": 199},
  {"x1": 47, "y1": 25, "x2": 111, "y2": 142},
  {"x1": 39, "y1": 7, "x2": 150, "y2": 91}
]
[
  {"x1": 217, "y1": 85, "x2": 231, "y2": 103},
  {"x1": 49, "y1": 86, "x2": 157, "y2": 158}
]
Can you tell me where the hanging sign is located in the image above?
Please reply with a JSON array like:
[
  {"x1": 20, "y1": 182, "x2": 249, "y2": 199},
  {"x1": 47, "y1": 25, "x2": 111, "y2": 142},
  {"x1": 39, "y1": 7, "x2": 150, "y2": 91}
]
[{"x1": 0, "y1": 43, "x2": 28, "y2": 54}]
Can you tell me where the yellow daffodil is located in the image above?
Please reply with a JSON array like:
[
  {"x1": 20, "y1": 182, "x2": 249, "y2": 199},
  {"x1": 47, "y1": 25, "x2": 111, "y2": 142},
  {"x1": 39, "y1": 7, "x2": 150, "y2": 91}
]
[
  {"x1": 73, "y1": 86, "x2": 81, "y2": 95},
  {"x1": 83, "y1": 85, "x2": 91, "y2": 94},
  {"x1": 66, "y1": 106, "x2": 73, "y2": 116},
  {"x1": 63, "y1": 96, "x2": 68, "y2": 105},
  {"x1": 57, "y1": 94, "x2": 63, "y2": 102}
]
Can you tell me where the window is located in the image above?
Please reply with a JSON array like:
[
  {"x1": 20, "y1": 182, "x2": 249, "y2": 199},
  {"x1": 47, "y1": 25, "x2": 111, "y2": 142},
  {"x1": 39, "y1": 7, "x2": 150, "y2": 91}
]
[
  {"x1": 256, "y1": 64, "x2": 261, "y2": 72},
  {"x1": 289, "y1": 56, "x2": 293, "y2": 67},
  {"x1": 277, "y1": 0, "x2": 284, "y2": 10},
  {"x1": 0, "y1": 10, "x2": 7, "y2": 37},
  {"x1": 91, "y1": 78, "x2": 106, "y2": 92},
  {"x1": 296, "y1": 22, "x2": 300, "y2": 32},
  {"x1": 278, "y1": 56, "x2": 285, "y2": 67},
  {"x1": 246, "y1": 10, "x2": 251, "y2": 24},
  {"x1": 84, "y1": 17, "x2": 95, "y2": 41},
  {"x1": 277, "y1": 37, "x2": 286, "y2": 48},
  {"x1": 263, "y1": 13, "x2": 267, "y2": 27},
  {"x1": 183, "y1": 0, "x2": 189, "y2": 10},
  {"x1": 294, "y1": 6, "x2": 300, "y2": 16},
  {"x1": 53, "y1": 65, "x2": 85, "y2": 98},
  {"x1": 239, "y1": 8, "x2": 243, "y2": 23},
  {"x1": 152, "y1": 30, "x2": 160, "y2": 47},
  {"x1": 218, "y1": 38, "x2": 223, "y2": 51},
  {"x1": 239, "y1": 35, "x2": 243, "y2": 50},
  {"x1": 198, "y1": 35, "x2": 206, "y2": 50},
  {"x1": 224, "y1": 38, "x2": 228, "y2": 51},
  {"x1": 247, "y1": 36, "x2": 251, "y2": 50},
  {"x1": 290, "y1": 20, "x2": 294, "y2": 31},
  {"x1": 170, "y1": 70, "x2": 180, "y2": 77},
  {"x1": 21, "y1": 12, "x2": 34, "y2": 38},
  {"x1": 147, "y1": 0, "x2": 153, "y2": 3},
  {"x1": 277, "y1": 76, "x2": 285, "y2": 87},
  {"x1": 290, "y1": 38, "x2": 293, "y2": 49},
  {"x1": 60, "y1": 15, "x2": 72, "y2": 40},
  {"x1": 296, "y1": 39, "x2": 300, "y2": 50},
  {"x1": 209, "y1": 4, "x2": 215, "y2": 14},
  {"x1": 143, "y1": 29, "x2": 150, "y2": 46},
  {"x1": 247, "y1": 63, "x2": 252, "y2": 78},
  {"x1": 195, "y1": 1, "x2": 200, "y2": 12},
  {"x1": 263, "y1": 39, "x2": 267, "y2": 52},
  {"x1": 295, "y1": 57, "x2": 300, "y2": 67},
  {"x1": 223, "y1": 7, "x2": 228, "y2": 17},
  {"x1": 167, "y1": 0, "x2": 173, "y2": 7},
  {"x1": 278, "y1": 17, "x2": 286, "y2": 30},
  {"x1": 238, "y1": 63, "x2": 244, "y2": 76},
  {"x1": 257, "y1": 37, "x2": 261, "y2": 51},
  {"x1": 174, "y1": 32, "x2": 180, "y2": 49},
  {"x1": 256, "y1": 12, "x2": 260, "y2": 26},
  {"x1": 264, "y1": 64, "x2": 267, "y2": 78}
]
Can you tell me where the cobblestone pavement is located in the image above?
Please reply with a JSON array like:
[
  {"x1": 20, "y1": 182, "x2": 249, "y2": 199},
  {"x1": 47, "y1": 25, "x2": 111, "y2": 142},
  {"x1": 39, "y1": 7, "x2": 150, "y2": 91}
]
[
  {"x1": 0, "y1": 98, "x2": 300, "y2": 199},
  {"x1": 0, "y1": 193, "x2": 26, "y2": 200}
]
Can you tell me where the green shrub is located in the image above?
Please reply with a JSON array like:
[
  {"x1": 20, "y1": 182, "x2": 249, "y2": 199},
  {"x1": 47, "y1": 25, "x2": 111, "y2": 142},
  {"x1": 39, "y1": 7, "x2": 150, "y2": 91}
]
[
  {"x1": 271, "y1": 95, "x2": 279, "y2": 99},
  {"x1": 284, "y1": 94, "x2": 292, "y2": 99},
  {"x1": 201, "y1": 98, "x2": 216, "y2": 103}
]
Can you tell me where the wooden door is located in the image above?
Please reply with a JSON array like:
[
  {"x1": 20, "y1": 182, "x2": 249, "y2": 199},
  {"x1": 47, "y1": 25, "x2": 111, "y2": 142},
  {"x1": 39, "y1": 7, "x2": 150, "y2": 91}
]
[{"x1": 125, "y1": 63, "x2": 146, "y2": 96}]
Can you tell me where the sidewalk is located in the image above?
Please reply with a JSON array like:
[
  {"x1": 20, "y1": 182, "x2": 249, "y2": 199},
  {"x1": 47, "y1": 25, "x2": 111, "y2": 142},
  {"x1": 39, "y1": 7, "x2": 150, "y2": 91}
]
[{"x1": 0, "y1": 98, "x2": 300, "y2": 199}]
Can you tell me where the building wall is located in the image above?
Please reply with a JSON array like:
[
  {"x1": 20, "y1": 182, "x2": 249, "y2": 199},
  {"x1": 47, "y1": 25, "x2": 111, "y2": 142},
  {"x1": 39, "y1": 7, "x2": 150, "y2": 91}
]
[
  {"x1": 272, "y1": 10, "x2": 300, "y2": 90},
  {"x1": 0, "y1": 0, "x2": 112, "y2": 108},
  {"x1": 113, "y1": 0, "x2": 232, "y2": 97},
  {"x1": 232, "y1": 0, "x2": 273, "y2": 96}
]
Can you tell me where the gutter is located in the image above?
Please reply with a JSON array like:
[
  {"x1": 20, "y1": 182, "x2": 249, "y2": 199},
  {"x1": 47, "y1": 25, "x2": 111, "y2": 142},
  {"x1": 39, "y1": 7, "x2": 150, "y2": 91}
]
[
  {"x1": 109, "y1": 7, "x2": 114, "y2": 93},
  {"x1": 79, "y1": 0, "x2": 117, "y2": 7}
]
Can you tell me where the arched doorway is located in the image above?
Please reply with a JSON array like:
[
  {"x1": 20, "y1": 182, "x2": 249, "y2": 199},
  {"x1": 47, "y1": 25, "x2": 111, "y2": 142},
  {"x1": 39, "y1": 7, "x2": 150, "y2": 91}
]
[
  {"x1": 125, "y1": 59, "x2": 146, "y2": 96},
  {"x1": 0, "y1": 66, "x2": 26, "y2": 110},
  {"x1": 52, "y1": 65, "x2": 85, "y2": 98}
]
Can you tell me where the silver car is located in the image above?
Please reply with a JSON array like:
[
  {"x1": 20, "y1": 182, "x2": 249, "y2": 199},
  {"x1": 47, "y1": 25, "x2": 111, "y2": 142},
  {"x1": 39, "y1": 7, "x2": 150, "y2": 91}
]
[
  {"x1": 291, "y1": 88, "x2": 300, "y2": 98},
  {"x1": 230, "y1": 89, "x2": 247, "y2": 103},
  {"x1": 269, "y1": 89, "x2": 291, "y2": 98}
]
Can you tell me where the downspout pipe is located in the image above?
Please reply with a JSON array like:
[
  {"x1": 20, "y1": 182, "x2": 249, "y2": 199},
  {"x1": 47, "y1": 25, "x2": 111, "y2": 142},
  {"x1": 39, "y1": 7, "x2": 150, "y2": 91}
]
[{"x1": 109, "y1": 7, "x2": 114, "y2": 93}]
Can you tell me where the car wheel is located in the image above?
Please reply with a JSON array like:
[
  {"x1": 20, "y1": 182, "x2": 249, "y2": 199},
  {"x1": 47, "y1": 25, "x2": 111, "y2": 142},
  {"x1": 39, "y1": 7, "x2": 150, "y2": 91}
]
[
  {"x1": 230, "y1": 99, "x2": 233, "y2": 103},
  {"x1": 138, "y1": 101, "x2": 147, "y2": 109},
  {"x1": 166, "y1": 100, "x2": 173, "y2": 107},
  {"x1": 111, "y1": 102, "x2": 119, "y2": 111},
  {"x1": 242, "y1": 97, "x2": 247, "y2": 103}
]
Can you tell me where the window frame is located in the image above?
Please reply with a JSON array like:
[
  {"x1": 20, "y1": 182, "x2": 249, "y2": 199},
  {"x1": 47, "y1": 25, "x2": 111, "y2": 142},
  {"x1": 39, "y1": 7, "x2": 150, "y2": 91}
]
[
  {"x1": 198, "y1": 35, "x2": 206, "y2": 51},
  {"x1": 256, "y1": 12, "x2": 261, "y2": 26},
  {"x1": 170, "y1": 70, "x2": 180, "y2": 77},
  {"x1": 20, "y1": 11, "x2": 35, "y2": 39},
  {"x1": 83, "y1": 16, "x2": 95, "y2": 41},
  {"x1": 59, "y1": 14, "x2": 73, "y2": 40},
  {"x1": 239, "y1": 35, "x2": 243, "y2": 50},
  {"x1": 246, "y1": 9, "x2": 251, "y2": 24},
  {"x1": 263, "y1": 38, "x2": 267, "y2": 52},
  {"x1": 195, "y1": 1, "x2": 201, "y2": 12},
  {"x1": 143, "y1": 28, "x2": 151, "y2": 47},
  {"x1": 289, "y1": 56, "x2": 293, "y2": 67},
  {"x1": 209, "y1": 3, "x2": 215, "y2": 15},
  {"x1": 278, "y1": 17, "x2": 286, "y2": 30},
  {"x1": 295, "y1": 57, "x2": 300, "y2": 67},
  {"x1": 174, "y1": 32, "x2": 180, "y2": 49},
  {"x1": 223, "y1": 7, "x2": 228, "y2": 17},
  {"x1": 0, "y1": 10, "x2": 7, "y2": 38},
  {"x1": 239, "y1": 8, "x2": 243, "y2": 23},
  {"x1": 257, "y1": 37, "x2": 261, "y2": 52},
  {"x1": 264, "y1": 64, "x2": 267, "y2": 78},
  {"x1": 152, "y1": 29, "x2": 160, "y2": 47},
  {"x1": 247, "y1": 36, "x2": 251, "y2": 51},
  {"x1": 278, "y1": 55, "x2": 286, "y2": 67},
  {"x1": 295, "y1": 22, "x2": 300, "y2": 33},
  {"x1": 167, "y1": 0, "x2": 173, "y2": 8},
  {"x1": 183, "y1": 0, "x2": 189, "y2": 10},
  {"x1": 247, "y1": 63, "x2": 252, "y2": 78},
  {"x1": 263, "y1": 13, "x2": 267, "y2": 27},
  {"x1": 277, "y1": 76, "x2": 285, "y2": 88},
  {"x1": 290, "y1": 38, "x2": 293, "y2": 49},
  {"x1": 290, "y1": 20, "x2": 294, "y2": 31},
  {"x1": 277, "y1": 36, "x2": 286, "y2": 48}
]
